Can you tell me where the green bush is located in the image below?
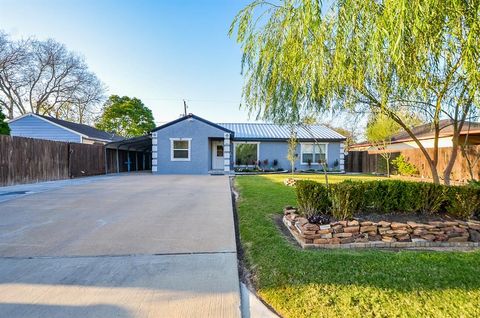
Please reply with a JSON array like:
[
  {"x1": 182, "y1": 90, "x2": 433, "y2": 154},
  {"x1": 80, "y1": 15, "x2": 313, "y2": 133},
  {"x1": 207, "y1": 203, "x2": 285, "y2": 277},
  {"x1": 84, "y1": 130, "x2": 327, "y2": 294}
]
[
  {"x1": 446, "y1": 186, "x2": 480, "y2": 219},
  {"x1": 392, "y1": 154, "x2": 418, "y2": 176},
  {"x1": 295, "y1": 180, "x2": 331, "y2": 218},
  {"x1": 329, "y1": 181, "x2": 365, "y2": 220},
  {"x1": 295, "y1": 179, "x2": 478, "y2": 220}
]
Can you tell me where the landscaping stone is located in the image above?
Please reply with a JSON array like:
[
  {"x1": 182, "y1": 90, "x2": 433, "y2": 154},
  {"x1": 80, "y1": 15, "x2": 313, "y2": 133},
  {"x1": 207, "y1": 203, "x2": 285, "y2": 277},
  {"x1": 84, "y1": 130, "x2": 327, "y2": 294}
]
[
  {"x1": 282, "y1": 214, "x2": 480, "y2": 249},
  {"x1": 360, "y1": 225, "x2": 377, "y2": 233},
  {"x1": 469, "y1": 230, "x2": 480, "y2": 242},
  {"x1": 343, "y1": 226, "x2": 360, "y2": 234},
  {"x1": 333, "y1": 232, "x2": 353, "y2": 238}
]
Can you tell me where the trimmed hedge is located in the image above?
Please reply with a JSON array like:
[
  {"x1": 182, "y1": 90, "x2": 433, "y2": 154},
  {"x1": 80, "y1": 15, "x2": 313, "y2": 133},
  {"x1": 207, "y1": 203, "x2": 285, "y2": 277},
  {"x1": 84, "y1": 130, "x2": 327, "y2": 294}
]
[{"x1": 295, "y1": 179, "x2": 480, "y2": 220}]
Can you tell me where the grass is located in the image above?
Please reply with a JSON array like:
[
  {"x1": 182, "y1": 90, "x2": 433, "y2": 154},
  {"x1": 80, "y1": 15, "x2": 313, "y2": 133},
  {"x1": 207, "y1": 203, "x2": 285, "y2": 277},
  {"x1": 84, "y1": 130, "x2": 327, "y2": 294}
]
[{"x1": 235, "y1": 174, "x2": 480, "y2": 318}]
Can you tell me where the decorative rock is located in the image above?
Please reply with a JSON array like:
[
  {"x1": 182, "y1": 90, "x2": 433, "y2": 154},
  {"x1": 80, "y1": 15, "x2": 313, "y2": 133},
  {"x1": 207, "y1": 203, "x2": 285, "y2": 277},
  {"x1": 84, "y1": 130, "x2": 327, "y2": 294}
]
[
  {"x1": 443, "y1": 221, "x2": 458, "y2": 227},
  {"x1": 300, "y1": 230, "x2": 317, "y2": 236},
  {"x1": 348, "y1": 220, "x2": 359, "y2": 226},
  {"x1": 382, "y1": 236, "x2": 397, "y2": 243},
  {"x1": 467, "y1": 222, "x2": 480, "y2": 231},
  {"x1": 340, "y1": 237, "x2": 355, "y2": 244},
  {"x1": 413, "y1": 228, "x2": 428, "y2": 236},
  {"x1": 319, "y1": 224, "x2": 332, "y2": 230},
  {"x1": 392, "y1": 229, "x2": 410, "y2": 235},
  {"x1": 428, "y1": 221, "x2": 446, "y2": 228},
  {"x1": 360, "y1": 225, "x2": 377, "y2": 233},
  {"x1": 313, "y1": 238, "x2": 330, "y2": 244},
  {"x1": 360, "y1": 221, "x2": 373, "y2": 226},
  {"x1": 332, "y1": 225, "x2": 344, "y2": 233},
  {"x1": 317, "y1": 229, "x2": 333, "y2": 234},
  {"x1": 320, "y1": 233, "x2": 333, "y2": 239},
  {"x1": 343, "y1": 226, "x2": 360, "y2": 234},
  {"x1": 377, "y1": 221, "x2": 391, "y2": 227},
  {"x1": 333, "y1": 232, "x2": 353, "y2": 238},
  {"x1": 303, "y1": 223, "x2": 319, "y2": 231},
  {"x1": 355, "y1": 237, "x2": 369, "y2": 243},
  {"x1": 368, "y1": 234, "x2": 382, "y2": 241},
  {"x1": 378, "y1": 227, "x2": 392, "y2": 234},
  {"x1": 396, "y1": 234, "x2": 411, "y2": 242},
  {"x1": 338, "y1": 221, "x2": 348, "y2": 227},
  {"x1": 469, "y1": 230, "x2": 480, "y2": 242},
  {"x1": 391, "y1": 222, "x2": 408, "y2": 229},
  {"x1": 297, "y1": 218, "x2": 309, "y2": 226},
  {"x1": 448, "y1": 236, "x2": 468, "y2": 242},
  {"x1": 421, "y1": 234, "x2": 436, "y2": 241},
  {"x1": 330, "y1": 238, "x2": 341, "y2": 244}
]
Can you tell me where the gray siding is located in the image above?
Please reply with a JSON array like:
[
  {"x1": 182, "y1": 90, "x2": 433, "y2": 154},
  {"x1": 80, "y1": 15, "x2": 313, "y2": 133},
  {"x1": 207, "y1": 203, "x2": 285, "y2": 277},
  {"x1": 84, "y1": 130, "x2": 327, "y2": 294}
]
[
  {"x1": 9, "y1": 115, "x2": 81, "y2": 143},
  {"x1": 154, "y1": 117, "x2": 227, "y2": 174},
  {"x1": 234, "y1": 141, "x2": 343, "y2": 171}
]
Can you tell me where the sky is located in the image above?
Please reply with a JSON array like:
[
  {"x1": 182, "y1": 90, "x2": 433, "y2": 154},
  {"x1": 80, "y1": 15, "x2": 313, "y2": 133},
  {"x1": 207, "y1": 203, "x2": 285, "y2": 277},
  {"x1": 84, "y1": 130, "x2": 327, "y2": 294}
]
[{"x1": 0, "y1": 0, "x2": 254, "y2": 125}]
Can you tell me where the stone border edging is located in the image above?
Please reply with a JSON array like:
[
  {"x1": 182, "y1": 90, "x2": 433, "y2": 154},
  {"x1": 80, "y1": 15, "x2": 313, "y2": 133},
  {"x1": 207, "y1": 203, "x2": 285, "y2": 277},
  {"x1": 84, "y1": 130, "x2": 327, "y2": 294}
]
[{"x1": 282, "y1": 213, "x2": 480, "y2": 249}]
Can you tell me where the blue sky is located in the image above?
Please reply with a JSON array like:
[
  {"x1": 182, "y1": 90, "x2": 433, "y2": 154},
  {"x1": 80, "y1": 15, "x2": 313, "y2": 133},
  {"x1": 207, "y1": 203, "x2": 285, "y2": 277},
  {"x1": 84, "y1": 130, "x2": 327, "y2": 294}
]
[{"x1": 0, "y1": 0, "x2": 253, "y2": 124}]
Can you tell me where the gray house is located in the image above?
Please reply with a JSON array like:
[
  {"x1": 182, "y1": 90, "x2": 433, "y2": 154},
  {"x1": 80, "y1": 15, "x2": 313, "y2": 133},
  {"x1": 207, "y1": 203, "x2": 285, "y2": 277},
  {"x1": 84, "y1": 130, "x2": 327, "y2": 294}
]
[
  {"x1": 151, "y1": 114, "x2": 346, "y2": 174},
  {"x1": 8, "y1": 113, "x2": 123, "y2": 144}
]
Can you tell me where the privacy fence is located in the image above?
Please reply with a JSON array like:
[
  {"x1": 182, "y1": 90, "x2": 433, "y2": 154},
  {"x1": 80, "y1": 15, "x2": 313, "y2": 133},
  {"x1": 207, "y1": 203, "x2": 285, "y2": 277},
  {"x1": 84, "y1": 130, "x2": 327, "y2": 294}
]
[
  {"x1": 346, "y1": 146, "x2": 480, "y2": 182},
  {"x1": 0, "y1": 135, "x2": 150, "y2": 186}
]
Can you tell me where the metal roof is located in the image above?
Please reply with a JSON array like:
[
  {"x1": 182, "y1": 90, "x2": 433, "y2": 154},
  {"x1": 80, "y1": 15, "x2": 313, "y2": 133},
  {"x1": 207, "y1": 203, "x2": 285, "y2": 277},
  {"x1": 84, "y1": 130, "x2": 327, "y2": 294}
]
[{"x1": 218, "y1": 123, "x2": 346, "y2": 141}]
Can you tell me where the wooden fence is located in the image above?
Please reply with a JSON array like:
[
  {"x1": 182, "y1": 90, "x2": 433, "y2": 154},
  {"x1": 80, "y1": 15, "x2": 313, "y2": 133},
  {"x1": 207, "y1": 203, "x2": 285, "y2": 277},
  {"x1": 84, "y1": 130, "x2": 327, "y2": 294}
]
[
  {"x1": 0, "y1": 135, "x2": 150, "y2": 186},
  {"x1": 346, "y1": 146, "x2": 480, "y2": 182}
]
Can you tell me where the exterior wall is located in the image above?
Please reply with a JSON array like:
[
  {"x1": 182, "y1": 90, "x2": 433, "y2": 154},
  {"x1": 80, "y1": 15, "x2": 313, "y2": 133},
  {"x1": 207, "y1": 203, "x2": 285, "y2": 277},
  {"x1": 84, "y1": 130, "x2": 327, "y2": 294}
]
[
  {"x1": 234, "y1": 140, "x2": 344, "y2": 171},
  {"x1": 152, "y1": 117, "x2": 228, "y2": 174},
  {"x1": 9, "y1": 115, "x2": 81, "y2": 143}
]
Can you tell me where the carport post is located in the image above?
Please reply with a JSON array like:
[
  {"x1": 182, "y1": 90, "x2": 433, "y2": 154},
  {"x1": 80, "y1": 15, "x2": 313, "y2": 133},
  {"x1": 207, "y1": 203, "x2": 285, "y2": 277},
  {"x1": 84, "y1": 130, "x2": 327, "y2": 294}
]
[
  {"x1": 104, "y1": 147, "x2": 108, "y2": 175},
  {"x1": 116, "y1": 146, "x2": 120, "y2": 174},
  {"x1": 136, "y1": 151, "x2": 138, "y2": 171}
]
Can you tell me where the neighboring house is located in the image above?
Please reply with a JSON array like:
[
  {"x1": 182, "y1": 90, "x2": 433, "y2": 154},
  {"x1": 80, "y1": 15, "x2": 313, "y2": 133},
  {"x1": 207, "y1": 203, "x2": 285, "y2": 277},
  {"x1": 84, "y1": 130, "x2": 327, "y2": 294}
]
[
  {"x1": 8, "y1": 113, "x2": 124, "y2": 144},
  {"x1": 150, "y1": 113, "x2": 346, "y2": 174},
  {"x1": 350, "y1": 119, "x2": 480, "y2": 153}
]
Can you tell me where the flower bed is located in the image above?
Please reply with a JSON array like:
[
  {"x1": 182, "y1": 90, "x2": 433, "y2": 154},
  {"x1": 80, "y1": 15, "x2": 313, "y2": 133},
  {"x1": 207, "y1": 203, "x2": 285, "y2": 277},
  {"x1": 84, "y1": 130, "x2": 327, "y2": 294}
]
[{"x1": 283, "y1": 207, "x2": 480, "y2": 248}]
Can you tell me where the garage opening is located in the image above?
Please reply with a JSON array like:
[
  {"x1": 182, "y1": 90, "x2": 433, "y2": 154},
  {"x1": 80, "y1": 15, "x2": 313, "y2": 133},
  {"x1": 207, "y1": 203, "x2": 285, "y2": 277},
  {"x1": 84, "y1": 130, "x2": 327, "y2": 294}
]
[{"x1": 105, "y1": 135, "x2": 152, "y2": 173}]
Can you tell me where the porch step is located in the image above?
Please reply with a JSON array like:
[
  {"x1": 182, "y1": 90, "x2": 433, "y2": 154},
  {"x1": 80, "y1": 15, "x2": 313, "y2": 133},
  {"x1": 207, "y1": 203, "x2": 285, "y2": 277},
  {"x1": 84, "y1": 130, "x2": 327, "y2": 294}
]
[{"x1": 209, "y1": 170, "x2": 225, "y2": 176}]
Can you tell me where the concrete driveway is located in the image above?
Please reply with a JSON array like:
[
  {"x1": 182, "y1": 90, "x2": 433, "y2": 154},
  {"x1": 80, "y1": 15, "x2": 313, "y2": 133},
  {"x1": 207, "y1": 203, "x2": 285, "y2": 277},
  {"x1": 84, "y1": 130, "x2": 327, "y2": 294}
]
[{"x1": 0, "y1": 174, "x2": 241, "y2": 317}]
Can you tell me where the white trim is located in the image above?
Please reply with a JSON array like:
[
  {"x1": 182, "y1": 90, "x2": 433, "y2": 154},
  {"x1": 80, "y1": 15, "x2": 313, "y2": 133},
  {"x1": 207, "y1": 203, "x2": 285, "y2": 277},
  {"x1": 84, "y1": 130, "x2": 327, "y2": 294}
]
[
  {"x1": 170, "y1": 138, "x2": 192, "y2": 161},
  {"x1": 232, "y1": 141, "x2": 260, "y2": 167},
  {"x1": 300, "y1": 142, "x2": 329, "y2": 165}
]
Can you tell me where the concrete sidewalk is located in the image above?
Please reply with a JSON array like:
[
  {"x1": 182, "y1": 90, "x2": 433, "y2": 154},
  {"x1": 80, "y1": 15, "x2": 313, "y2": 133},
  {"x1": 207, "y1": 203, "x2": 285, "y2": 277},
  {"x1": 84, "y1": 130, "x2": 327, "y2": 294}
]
[{"x1": 0, "y1": 174, "x2": 241, "y2": 317}]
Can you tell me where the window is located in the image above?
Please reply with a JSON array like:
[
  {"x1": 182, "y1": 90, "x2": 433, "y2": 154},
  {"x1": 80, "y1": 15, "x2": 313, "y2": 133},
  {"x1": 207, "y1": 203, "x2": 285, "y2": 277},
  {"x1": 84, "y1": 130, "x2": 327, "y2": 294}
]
[
  {"x1": 170, "y1": 138, "x2": 191, "y2": 161},
  {"x1": 216, "y1": 145, "x2": 224, "y2": 157},
  {"x1": 301, "y1": 143, "x2": 327, "y2": 165},
  {"x1": 234, "y1": 143, "x2": 259, "y2": 166}
]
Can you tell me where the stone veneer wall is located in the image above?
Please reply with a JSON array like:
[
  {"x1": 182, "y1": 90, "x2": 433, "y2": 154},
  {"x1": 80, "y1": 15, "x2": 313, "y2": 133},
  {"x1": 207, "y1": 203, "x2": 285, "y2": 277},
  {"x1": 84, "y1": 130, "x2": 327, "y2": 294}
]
[{"x1": 283, "y1": 207, "x2": 480, "y2": 249}]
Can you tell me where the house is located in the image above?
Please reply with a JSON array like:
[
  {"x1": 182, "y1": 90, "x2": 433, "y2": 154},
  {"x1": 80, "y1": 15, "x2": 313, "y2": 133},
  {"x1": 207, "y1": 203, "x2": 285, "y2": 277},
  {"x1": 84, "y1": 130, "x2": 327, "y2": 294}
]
[
  {"x1": 149, "y1": 113, "x2": 346, "y2": 174},
  {"x1": 350, "y1": 119, "x2": 480, "y2": 153},
  {"x1": 8, "y1": 113, "x2": 124, "y2": 144}
]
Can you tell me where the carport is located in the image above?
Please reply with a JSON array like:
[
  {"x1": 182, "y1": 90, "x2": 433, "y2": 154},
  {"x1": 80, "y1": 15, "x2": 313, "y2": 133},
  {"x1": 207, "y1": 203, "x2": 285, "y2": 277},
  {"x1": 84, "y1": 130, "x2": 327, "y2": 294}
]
[{"x1": 105, "y1": 134, "x2": 152, "y2": 173}]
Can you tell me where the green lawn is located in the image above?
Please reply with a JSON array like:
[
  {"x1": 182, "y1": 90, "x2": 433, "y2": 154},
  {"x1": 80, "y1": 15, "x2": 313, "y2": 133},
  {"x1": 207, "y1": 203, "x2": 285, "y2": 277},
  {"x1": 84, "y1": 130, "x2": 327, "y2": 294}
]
[{"x1": 235, "y1": 174, "x2": 480, "y2": 318}]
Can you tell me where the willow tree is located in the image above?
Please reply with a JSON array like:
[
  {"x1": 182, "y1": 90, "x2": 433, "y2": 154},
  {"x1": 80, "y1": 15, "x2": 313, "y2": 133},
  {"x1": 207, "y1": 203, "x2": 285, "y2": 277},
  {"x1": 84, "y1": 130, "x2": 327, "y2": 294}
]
[{"x1": 230, "y1": 0, "x2": 480, "y2": 184}]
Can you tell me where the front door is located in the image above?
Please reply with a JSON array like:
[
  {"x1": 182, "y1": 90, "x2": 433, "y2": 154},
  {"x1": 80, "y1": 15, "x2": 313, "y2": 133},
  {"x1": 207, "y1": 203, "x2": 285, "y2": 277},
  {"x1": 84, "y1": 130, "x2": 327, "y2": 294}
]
[{"x1": 211, "y1": 140, "x2": 224, "y2": 170}]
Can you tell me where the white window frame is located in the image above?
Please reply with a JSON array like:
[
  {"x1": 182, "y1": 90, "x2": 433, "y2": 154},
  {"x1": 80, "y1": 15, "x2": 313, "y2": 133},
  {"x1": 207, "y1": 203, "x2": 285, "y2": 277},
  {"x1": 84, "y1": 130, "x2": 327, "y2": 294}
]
[
  {"x1": 170, "y1": 138, "x2": 192, "y2": 161},
  {"x1": 300, "y1": 142, "x2": 328, "y2": 165},
  {"x1": 233, "y1": 141, "x2": 260, "y2": 167}
]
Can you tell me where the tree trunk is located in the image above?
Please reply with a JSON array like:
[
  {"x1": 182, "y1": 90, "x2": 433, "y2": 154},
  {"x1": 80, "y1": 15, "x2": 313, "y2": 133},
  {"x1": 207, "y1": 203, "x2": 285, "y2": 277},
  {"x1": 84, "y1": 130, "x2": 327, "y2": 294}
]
[{"x1": 444, "y1": 141, "x2": 459, "y2": 185}]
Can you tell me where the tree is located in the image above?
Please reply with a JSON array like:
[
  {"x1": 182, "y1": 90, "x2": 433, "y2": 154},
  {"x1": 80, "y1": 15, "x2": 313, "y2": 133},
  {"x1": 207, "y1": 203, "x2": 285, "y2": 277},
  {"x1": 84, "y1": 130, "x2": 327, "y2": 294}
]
[
  {"x1": 0, "y1": 31, "x2": 104, "y2": 123},
  {"x1": 365, "y1": 114, "x2": 402, "y2": 177},
  {"x1": 95, "y1": 95, "x2": 156, "y2": 137},
  {"x1": 230, "y1": 0, "x2": 480, "y2": 184},
  {"x1": 0, "y1": 106, "x2": 10, "y2": 135},
  {"x1": 287, "y1": 125, "x2": 298, "y2": 174}
]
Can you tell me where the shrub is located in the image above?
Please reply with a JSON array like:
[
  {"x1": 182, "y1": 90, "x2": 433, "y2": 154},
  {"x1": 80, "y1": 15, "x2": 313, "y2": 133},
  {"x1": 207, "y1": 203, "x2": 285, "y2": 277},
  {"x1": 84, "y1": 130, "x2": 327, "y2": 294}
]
[
  {"x1": 329, "y1": 181, "x2": 365, "y2": 220},
  {"x1": 295, "y1": 180, "x2": 331, "y2": 218},
  {"x1": 295, "y1": 179, "x2": 477, "y2": 220},
  {"x1": 392, "y1": 154, "x2": 418, "y2": 176},
  {"x1": 446, "y1": 186, "x2": 480, "y2": 219}
]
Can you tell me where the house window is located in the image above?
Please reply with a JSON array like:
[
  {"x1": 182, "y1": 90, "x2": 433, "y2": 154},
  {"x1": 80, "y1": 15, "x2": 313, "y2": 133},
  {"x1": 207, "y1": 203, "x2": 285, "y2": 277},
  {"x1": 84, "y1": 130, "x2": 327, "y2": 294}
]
[
  {"x1": 170, "y1": 138, "x2": 191, "y2": 161},
  {"x1": 234, "y1": 142, "x2": 259, "y2": 166},
  {"x1": 301, "y1": 143, "x2": 327, "y2": 165},
  {"x1": 216, "y1": 145, "x2": 224, "y2": 157}
]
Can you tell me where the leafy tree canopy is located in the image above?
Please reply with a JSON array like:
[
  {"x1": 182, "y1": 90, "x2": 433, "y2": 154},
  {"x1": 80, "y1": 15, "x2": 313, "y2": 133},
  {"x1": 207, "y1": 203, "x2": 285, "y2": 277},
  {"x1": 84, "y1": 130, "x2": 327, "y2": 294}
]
[
  {"x1": 95, "y1": 95, "x2": 155, "y2": 137},
  {"x1": 0, "y1": 106, "x2": 10, "y2": 135},
  {"x1": 231, "y1": 0, "x2": 480, "y2": 184}
]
